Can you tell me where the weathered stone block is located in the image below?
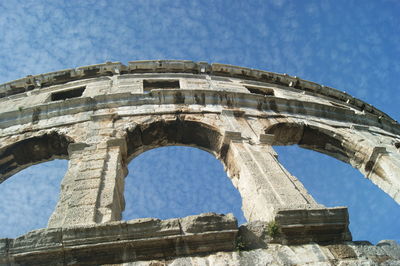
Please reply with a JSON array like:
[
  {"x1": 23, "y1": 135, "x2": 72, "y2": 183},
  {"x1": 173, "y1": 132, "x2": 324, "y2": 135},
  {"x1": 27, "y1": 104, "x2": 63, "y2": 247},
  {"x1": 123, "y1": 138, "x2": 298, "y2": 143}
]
[
  {"x1": 73, "y1": 169, "x2": 102, "y2": 180},
  {"x1": 79, "y1": 160, "x2": 105, "y2": 171},
  {"x1": 63, "y1": 221, "x2": 127, "y2": 246},
  {"x1": 378, "y1": 240, "x2": 400, "y2": 260},
  {"x1": 327, "y1": 244, "x2": 358, "y2": 260},
  {"x1": 274, "y1": 207, "x2": 351, "y2": 244},
  {"x1": 67, "y1": 142, "x2": 91, "y2": 153},
  {"x1": 126, "y1": 217, "x2": 181, "y2": 239},
  {"x1": 238, "y1": 221, "x2": 270, "y2": 249},
  {"x1": 68, "y1": 188, "x2": 99, "y2": 206},
  {"x1": 180, "y1": 213, "x2": 237, "y2": 234},
  {"x1": 9, "y1": 228, "x2": 62, "y2": 254},
  {"x1": 73, "y1": 178, "x2": 101, "y2": 190},
  {"x1": 350, "y1": 241, "x2": 393, "y2": 263},
  {"x1": 63, "y1": 205, "x2": 96, "y2": 225}
]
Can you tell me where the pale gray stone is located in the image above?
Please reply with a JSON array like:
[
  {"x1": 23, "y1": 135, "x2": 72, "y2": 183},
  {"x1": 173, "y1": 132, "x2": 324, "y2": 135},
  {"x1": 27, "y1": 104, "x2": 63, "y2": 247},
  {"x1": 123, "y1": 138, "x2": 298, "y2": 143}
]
[
  {"x1": 180, "y1": 212, "x2": 237, "y2": 234},
  {"x1": 378, "y1": 240, "x2": 400, "y2": 260},
  {"x1": 238, "y1": 221, "x2": 270, "y2": 249}
]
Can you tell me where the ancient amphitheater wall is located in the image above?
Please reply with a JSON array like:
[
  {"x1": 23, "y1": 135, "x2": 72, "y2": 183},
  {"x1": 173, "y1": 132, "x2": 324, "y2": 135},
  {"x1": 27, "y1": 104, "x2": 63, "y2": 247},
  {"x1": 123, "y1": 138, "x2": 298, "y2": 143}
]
[{"x1": 0, "y1": 60, "x2": 399, "y2": 264}]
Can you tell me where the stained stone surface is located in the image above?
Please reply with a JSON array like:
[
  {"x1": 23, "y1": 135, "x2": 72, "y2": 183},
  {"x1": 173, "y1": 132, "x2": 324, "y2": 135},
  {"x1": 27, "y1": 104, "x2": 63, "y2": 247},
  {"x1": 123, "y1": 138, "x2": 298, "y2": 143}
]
[
  {"x1": 1, "y1": 213, "x2": 237, "y2": 265},
  {"x1": 0, "y1": 60, "x2": 399, "y2": 265}
]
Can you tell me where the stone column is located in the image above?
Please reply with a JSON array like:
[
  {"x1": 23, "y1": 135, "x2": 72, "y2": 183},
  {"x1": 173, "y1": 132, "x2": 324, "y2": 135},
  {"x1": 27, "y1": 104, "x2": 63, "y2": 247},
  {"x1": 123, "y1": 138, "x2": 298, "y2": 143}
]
[
  {"x1": 48, "y1": 138, "x2": 127, "y2": 228},
  {"x1": 224, "y1": 138, "x2": 351, "y2": 243},
  {"x1": 226, "y1": 140, "x2": 320, "y2": 222},
  {"x1": 220, "y1": 109, "x2": 319, "y2": 221},
  {"x1": 219, "y1": 110, "x2": 350, "y2": 243},
  {"x1": 363, "y1": 146, "x2": 400, "y2": 204}
]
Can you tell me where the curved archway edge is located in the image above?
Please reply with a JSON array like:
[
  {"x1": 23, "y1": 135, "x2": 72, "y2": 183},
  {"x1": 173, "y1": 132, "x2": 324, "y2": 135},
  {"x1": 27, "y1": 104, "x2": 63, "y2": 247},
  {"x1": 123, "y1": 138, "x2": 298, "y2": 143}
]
[
  {"x1": 265, "y1": 121, "x2": 400, "y2": 205},
  {"x1": 0, "y1": 132, "x2": 73, "y2": 183}
]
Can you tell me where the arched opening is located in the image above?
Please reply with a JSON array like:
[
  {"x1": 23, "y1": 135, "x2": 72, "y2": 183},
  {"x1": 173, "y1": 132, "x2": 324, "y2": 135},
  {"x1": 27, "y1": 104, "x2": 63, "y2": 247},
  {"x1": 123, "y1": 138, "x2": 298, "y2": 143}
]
[
  {"x1": 0, "y1": 132, "x2": 72, "y2": 183},
  {"x1": 123, "y1": 118, "x2": 246, "y2": 223},
  {"x1": 265, "y1": 122, "x2": 353, "y2": 163},
  {"x1": 271, "y1": 136, "x2": 400, "y2": 244},
  {"x1": 0, "y1": 159, "x2": 68, "y2": 238},
  {"x1": 123, "y1": 146, "x2": 246, "y2": 223},
  {"x1": 0, "y1": 132, "x2": 73, "y2": 237},
  {"x1": 125, "y1": 119, "x2": 223, "y2": 160}
]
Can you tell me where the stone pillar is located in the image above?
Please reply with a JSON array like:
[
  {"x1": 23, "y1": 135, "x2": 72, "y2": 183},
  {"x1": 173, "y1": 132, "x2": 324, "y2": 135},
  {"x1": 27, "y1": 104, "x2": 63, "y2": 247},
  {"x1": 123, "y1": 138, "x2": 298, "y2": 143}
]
[
  {"x1": 226, "y1": 140, "x2": 320, "y2": 222},
  {"x1": 224, "y1": 139, "x2": 351, "y2": 242},
  {"x1": 364, "y1": 146, "x2": 400, "y2": 204},
  {"x1": 48, "y1": 138, "x2": 127, "y2": 228},
  {"x1": 219, "y1": 110, "x2": 350, "y2": 243},
  {"x1": 220, "y1": 109, "x2": 319, "y2": 221}
]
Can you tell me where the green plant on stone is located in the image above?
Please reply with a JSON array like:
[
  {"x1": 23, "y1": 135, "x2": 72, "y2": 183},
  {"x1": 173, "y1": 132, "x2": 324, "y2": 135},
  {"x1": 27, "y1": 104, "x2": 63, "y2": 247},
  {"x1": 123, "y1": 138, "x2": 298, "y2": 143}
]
[{"x1": 266, "y1": 221, "x2": 281, "y2": 238}]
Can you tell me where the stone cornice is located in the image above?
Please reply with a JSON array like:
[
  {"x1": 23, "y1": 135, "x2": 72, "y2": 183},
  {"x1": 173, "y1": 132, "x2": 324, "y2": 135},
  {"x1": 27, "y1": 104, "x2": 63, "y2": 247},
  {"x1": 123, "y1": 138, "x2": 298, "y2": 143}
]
[
  {"x1": 0, "y1": 60, "x2": 394, "y2": 124},
  {"x1": 0, "y1": 89, "x2": 400, "y2": 135},
  {"x1": 1, "y1": 89, "x2": 398, "y2": 138}
]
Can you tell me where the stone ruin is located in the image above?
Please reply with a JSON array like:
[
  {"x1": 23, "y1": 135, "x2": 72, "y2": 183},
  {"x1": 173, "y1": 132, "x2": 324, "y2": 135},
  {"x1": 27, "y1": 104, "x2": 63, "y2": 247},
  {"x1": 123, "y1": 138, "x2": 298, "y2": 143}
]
[{"x1": 0, "y1": 60, "x2": 399, "y2": 265}]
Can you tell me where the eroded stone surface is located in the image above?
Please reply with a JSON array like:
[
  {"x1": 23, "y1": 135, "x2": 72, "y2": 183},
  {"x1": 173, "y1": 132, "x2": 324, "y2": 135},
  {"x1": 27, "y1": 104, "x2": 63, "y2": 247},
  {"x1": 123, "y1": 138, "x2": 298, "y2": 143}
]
[
  {"x1": 0, "y1": 213, "x2": 238, "y2": 265},
  {"x1": 121, "y1": 241, "x2": 400, "y2": 266},
  {"x1": 1, "y1": 213, "x2": 398, "y2": 265}
]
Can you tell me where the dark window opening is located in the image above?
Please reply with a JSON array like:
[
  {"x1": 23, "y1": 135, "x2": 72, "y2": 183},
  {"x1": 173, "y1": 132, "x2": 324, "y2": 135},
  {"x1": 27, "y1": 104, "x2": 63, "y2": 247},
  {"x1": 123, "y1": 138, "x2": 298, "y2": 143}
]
[
  {"x1": 50, "y1": 86, "x2": 86, "y2": 101},
  {"x1": 143, "y1": 79, "x2": 180, "y2": 93},
  {"x1": 245, "y1": 86, "x2": 274, "y2": 96}
]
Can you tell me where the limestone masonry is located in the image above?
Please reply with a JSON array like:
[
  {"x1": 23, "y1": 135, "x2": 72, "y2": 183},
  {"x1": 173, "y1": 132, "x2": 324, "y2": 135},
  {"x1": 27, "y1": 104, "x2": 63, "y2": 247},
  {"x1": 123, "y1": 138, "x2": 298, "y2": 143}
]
[{"x1": 0, "y1": 60, "x2": 399, "y2": 265}]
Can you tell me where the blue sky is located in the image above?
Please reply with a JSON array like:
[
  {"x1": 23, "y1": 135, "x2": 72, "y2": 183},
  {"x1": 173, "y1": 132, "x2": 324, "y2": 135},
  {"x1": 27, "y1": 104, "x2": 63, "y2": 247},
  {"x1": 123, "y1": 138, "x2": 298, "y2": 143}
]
[{"x1": 0, "y1": 0, "x2": 399, "y2": 244}]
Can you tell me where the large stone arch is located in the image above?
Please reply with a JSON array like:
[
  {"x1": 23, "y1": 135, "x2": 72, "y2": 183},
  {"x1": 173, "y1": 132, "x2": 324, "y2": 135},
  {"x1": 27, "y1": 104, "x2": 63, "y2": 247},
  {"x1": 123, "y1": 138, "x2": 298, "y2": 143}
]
[
  {"x1": 265, "y1": 122, "x2": 353, "y2": 163},
  {"x1": 113, "y1": 115, "x2": 347, "y2": 227},
  {"x1": 120, "y1": 116, "x2": 324, "y2": 222},
  {"x1": 0, "y1": 132, "x2": 73, "y2": 183},
  {"x1": 125, "y1": 118, "x2": 224, "y2": 161},
  {"x1": 264, "y1": 121, "x2": 400, "y2": 204}
]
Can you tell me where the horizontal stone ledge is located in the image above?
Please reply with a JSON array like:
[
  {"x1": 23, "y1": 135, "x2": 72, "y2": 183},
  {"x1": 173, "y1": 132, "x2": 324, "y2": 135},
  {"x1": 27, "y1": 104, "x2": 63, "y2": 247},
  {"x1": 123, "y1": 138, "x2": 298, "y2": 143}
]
[
  {"x1": 1, "y1": 213, "x2": 238, "y2": 265},
  {"x1": 2, "y1": 210, "x2": 396, "y2": 264},
  {"x1": 274, "y1": 207, "x2": 352, "y2": 245},
  {"x1": 280, "y1": 222, "x2": 349, "y2": 229},
  {"x1": 1, "y1": 90, "x2": 397, "y2": 136}
]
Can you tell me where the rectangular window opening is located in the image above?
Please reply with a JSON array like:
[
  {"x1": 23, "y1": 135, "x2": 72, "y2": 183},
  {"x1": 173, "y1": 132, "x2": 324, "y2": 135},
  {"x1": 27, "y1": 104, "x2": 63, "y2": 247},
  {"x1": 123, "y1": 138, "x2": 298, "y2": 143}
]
[
  {"x1": 143, "y1": 79, "x2": 180, "y2": 93},
  {"x1": 245, "y1": 86, "x2": 274, "y2": 96},
  {"x1": 51, "y1": 86, "x2": 86, "y2": 101}
]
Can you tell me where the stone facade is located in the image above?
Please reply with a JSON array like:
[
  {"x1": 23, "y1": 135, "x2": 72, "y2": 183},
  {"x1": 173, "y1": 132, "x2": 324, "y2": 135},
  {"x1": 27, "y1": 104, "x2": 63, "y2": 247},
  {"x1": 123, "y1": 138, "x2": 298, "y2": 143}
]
[{"x1": 0, "y1": 60, "x2": 399, "y2": 265}]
